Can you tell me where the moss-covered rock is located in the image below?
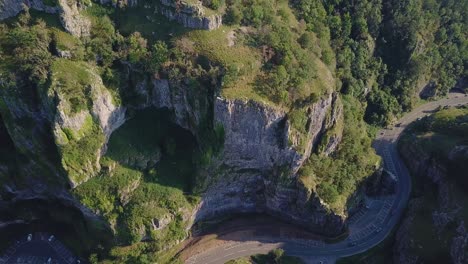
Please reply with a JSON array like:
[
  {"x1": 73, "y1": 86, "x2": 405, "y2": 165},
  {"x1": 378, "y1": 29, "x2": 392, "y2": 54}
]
[{"x1": 46, "y1": 59, "x2": 125, "y2": 187}]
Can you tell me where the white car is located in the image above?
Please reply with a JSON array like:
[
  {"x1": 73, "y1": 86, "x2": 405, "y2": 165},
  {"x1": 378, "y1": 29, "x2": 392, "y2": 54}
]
[
  {"x1": 27, "y1": 234, "x2": 32, "y2": 241},
  {"x1": 48, "y1": 235, "x2": 55, "y2": 242}
]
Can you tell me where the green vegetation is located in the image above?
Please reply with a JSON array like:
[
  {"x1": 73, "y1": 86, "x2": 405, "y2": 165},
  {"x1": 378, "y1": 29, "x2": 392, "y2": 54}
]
[
  {"x1": 49, "y1": 59, "x2": 94, "y2": 113},
  {"x1": 401, "y1": 106, "x2": 468, "y2": 191},
  {"x1": 106, "y1": 108, "x2": 198, "y2": 191},
  {"x1": 73, "y1": 108, "x2": 201, "y2": 261},
  {"x1": 1, "y1": 0, "x2": 466, "y2": 262},
  {"x1": 299, "y1": 96, "x2": 380, "y2": 213},
  {"x1": 59, "y1": 120, "x2": 105, "y2": 185},
  {"x1": 112, "y1": 1, "x2": 188, "y2": 42}
]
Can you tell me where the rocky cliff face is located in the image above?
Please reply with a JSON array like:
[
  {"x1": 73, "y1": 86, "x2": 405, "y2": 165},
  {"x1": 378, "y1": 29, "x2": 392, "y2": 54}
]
[
  {"x1": 46, "y1": 62, "x2": 125, "y2": 187},
  {"x1": 57, "y1": 0, "x2": 91, "y2": 37},
  {"x1": 0, "y1": 0, "x2": 60, "y2": 20},
  {"x1": 159, "y1": 0, "x2": 222, "y2": 30},
  {"x1": 396, "y1": 142, "x2": 468, "y2": 264},
  {"x1": 192, "y1": 96, "x2": 345, "y2": 235},
  {"x1": 141, "y1": 76, "x2": 346, "y2": 235},
  {"x1": 0, "y1": 0, "x2": 90, "y2": 37}
]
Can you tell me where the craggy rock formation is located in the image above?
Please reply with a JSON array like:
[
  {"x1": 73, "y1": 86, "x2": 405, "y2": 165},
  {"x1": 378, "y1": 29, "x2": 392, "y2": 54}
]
[
  {"x1": 0, "y1": 0, "x2": 90, "y2": 37},
  {"x1": 193, "y1": 96, "x2": 345, "y2": 235},
  {"x1": 144, "y1": 76, "x2": 346, "y2": 235},
  {"x1": 57, "y1": 0, "x2": 91, "y2": 37},
  {"x1": 393, "y1": 198, "x2": 422, "y2": 264},
  {"x1": 396, "y1": 142, "x2": 468, "y2": 264},
  {"x1": 0, "y1": 0, "x2": 60, "y2": 20},
  {"x1": 159, "y1": 0, "x2": 222, "y2": 30},
  {"x1": 44, "y1": 62, "x2": 125, "y2": 187}
]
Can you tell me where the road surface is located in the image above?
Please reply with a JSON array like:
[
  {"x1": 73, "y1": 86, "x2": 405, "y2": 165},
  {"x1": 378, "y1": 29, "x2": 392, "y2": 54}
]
[
  {"x1": 185, "y1": 93, "x2": 468, "y2": 264},
  {"x1": 0, "y1": 232, "x2": 80, "y2": 264}
]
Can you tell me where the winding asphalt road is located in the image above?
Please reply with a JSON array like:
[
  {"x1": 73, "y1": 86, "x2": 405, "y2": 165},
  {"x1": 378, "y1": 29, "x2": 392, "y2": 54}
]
[{"x1": 185, "y1": 93, "x2": 468, "y2": 264}]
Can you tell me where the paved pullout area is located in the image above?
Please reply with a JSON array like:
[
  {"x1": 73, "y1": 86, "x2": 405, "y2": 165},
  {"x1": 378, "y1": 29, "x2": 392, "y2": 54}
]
[
  {"x1": 184, "y1": 93, "x2": 468, "y2": 264},
  {"x1": 0, "y1": 233, "x2": 80, "y2": 264}
]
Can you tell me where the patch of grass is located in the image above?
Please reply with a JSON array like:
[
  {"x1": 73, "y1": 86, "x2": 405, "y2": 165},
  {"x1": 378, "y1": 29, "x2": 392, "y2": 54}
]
[
  {"x1": 49, "y1": 59, "x2": 94, "y2": 114},
  {"x1": 185, "y1": 26, "x2": 264, "y2": 101},
  {"x1": 59, "y1": 119, "x2": 104, "y2": 185},
  {"x1": 112, "y1": 2, "x2": 188, "y2": 42},
  {"x1": 51, "y1": 28, "x2": 85, "y2": 59}
]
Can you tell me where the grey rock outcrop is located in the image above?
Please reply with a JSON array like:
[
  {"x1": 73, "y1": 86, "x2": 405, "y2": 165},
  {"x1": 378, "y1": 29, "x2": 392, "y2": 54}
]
[
  {"x1": 396, "y1": 140, "x2": 468, "y2": 264},
  {"x1": 0, "y1": 0, "x2": 90, "y2": 38},
  {"x1": 144, "y1": 76, "x2": 346, "y2": 235},
  {"x1": 47, "y1": 64, "x2": 125, "y2": 187},
  {"x1": 193, "y1": 96, "x2": 345, "y2": 235},
  {"x1": 57, "y1": 0, "x2": 90, "y2": 37},
  {"x1": 160, "y1": 7, "x2": 222, "y2": 30},
  {"x1": 451, "y1": 221, "x2": 468, "y2": 264},
  {"x1": 159, "y1": 0, "x2": 222, "y2": 30},
  {"x1": 393, "y1": 198, "x2": 422, "y2": 264},
  {"x1": 0, "y1": 0, "x2": 60, "y2": 20}
]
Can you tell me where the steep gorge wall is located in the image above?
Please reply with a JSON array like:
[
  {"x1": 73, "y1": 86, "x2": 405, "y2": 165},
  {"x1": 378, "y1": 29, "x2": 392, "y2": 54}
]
[
  {"x1": 396, "y1": 142, "x2": 468, "y2": 264},
  {"x1": 142, "y1": 77, "x2": 346, "y2": 235}
]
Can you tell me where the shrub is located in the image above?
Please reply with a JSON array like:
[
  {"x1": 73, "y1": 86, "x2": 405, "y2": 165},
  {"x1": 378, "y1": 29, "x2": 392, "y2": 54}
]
[{"x1": 317, "y1": 182, "x2": 339, "y2": 204}]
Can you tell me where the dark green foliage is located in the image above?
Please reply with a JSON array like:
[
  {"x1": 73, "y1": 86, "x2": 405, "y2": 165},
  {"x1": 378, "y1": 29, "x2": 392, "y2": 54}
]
[
  {"x1": 318, "y1": 182, "x2": 339, "y2": 204},
  {"x1": 87, "y1": 15, "x2": 118, "y2": 67},
  {"x1": 365, "y1": 88, "x2": 401, "y2": 126},
  {"x1": 224, "y1": 5, "x2": 242, "y2": 25},
  {"x1": 0, "y1": 13, "x2": 52, "y2": 84},
  {"x1": 146, "y1": 41, "x2": 169, "y2": 73},
  {"x1": 126, "y1": 32, "x2": 148, "y2": 64},
  {"x1": 293, "y1": 0, "x2": 467, "y2": 126},
  {"x1": 203, "y1": 0, "x2": 223, "y2": 10}
]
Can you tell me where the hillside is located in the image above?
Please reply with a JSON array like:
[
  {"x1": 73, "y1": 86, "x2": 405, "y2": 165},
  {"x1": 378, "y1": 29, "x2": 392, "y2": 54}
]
[{"x1": 0, "y1": 0, "x2": 466, "y2": 263}]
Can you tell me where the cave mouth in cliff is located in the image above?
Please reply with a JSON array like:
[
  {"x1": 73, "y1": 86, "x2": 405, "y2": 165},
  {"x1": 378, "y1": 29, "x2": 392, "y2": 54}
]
[{"x1": 106, "y1": 107, "x2": 198, "y2": 192}]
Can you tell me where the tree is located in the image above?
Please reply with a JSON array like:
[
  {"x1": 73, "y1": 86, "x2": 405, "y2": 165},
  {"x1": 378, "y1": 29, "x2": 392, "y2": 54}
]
[
  {"x1": 147, "y1": 41, "x2": 169, "y2": 73},
  {"x1": 318, "y1": 182, "x2": 339, "y2": 204},
  {"x1": 127, "y1": 32, "x2": 148, "y2": 64}
]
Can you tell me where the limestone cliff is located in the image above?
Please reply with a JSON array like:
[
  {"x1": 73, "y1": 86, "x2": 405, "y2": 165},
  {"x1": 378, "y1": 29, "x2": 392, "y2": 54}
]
[
  {"x1": 0, "y1": 0, "x2": 60, "y2": 20},
  {"x1": 143, "y1": 76, "x2": 346, "y2": 235},
  {"x1": 0, "y1": 0, "x2": 90, "y2": 37},
  {"x1": 45, "y1": 60, "x2": 125, "y2": 187},
  {"x1": 396, "y1": 141, "x2": 468, "y2": 264}
]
